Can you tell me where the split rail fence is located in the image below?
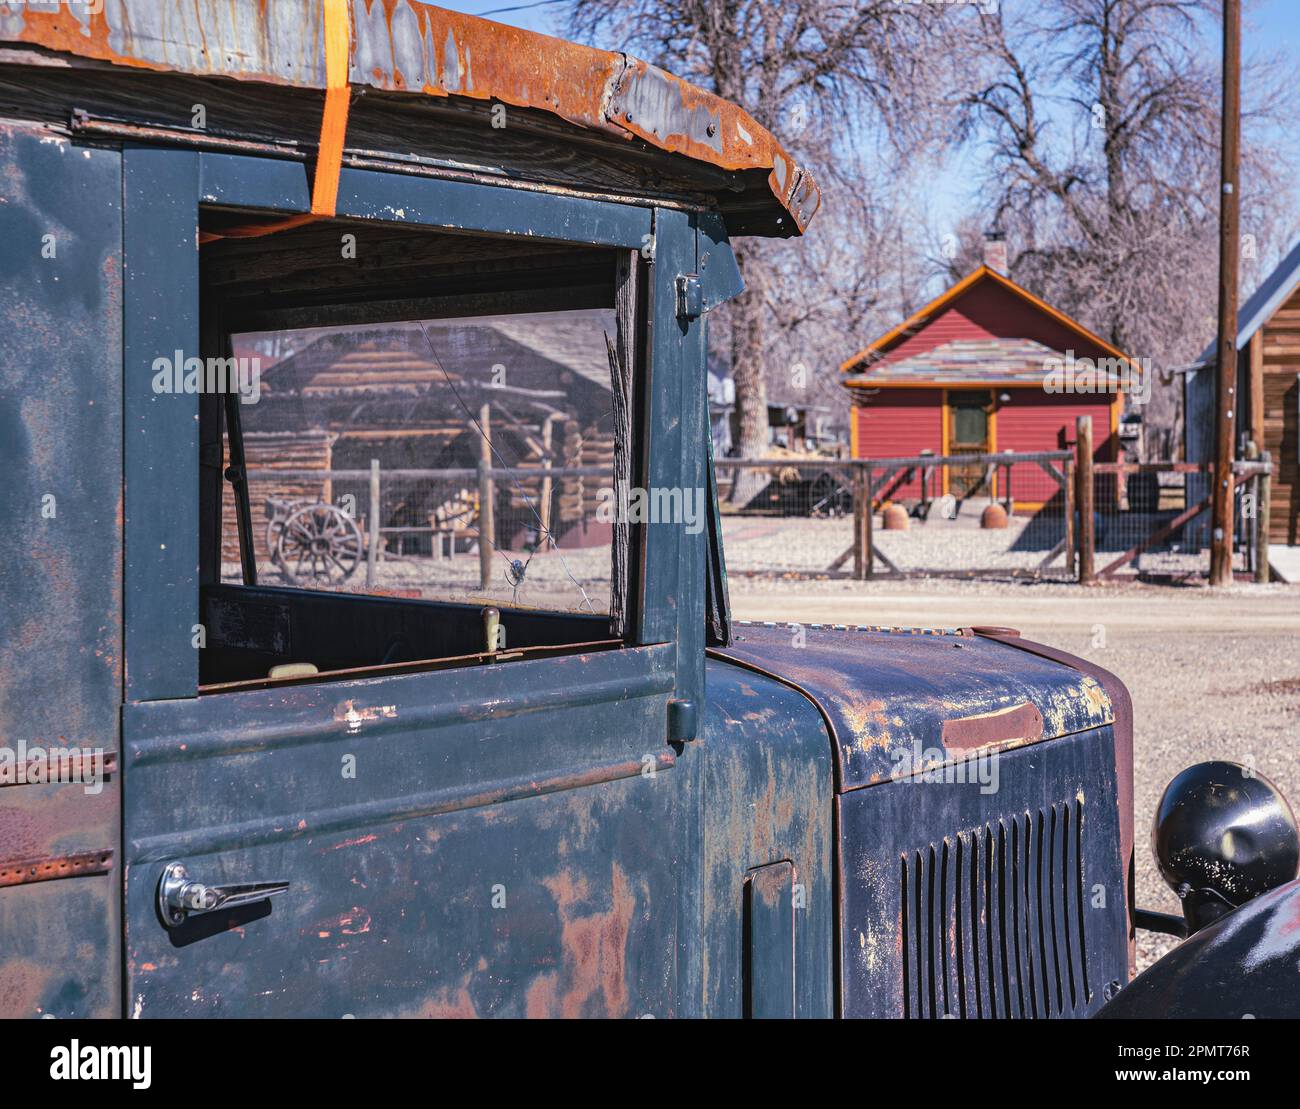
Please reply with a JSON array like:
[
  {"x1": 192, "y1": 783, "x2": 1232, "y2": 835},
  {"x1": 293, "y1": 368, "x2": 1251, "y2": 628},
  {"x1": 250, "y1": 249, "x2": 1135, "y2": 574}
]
[{"x1": 235, "y1": 415, "x2": 1276, "y2": 589}]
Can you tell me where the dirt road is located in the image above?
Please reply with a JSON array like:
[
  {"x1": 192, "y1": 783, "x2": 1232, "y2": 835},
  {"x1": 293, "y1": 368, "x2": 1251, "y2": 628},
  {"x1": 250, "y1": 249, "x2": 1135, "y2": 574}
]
[{"x1": 729, "y1": 576, "x2": 1300, "y2": 968}]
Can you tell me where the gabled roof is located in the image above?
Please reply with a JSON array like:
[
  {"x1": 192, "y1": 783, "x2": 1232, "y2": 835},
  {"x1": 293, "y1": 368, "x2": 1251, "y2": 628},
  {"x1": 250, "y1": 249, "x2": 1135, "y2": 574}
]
[
  {"x1": 260, "y1": 314, "x2": 612, "y2": 400},
  {"x1": 839, "y1": 265, "x2": 1132, "y2": 376},
  {"x1": 1195, "y1": 236, "x2": 1300, "y2": 365}
]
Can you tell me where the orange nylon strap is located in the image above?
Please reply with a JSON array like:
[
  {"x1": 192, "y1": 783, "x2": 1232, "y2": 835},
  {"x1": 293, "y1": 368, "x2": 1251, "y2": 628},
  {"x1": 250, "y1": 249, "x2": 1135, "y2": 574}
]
[
  {"x1": 198, "y1": 214, "x2": 319, "y2": 244},
  {"x1": 201, "y1": 1, "x2": 349, "y2": 244},
  {"x1": 311, "y1": 0, "x2": 351, "y2": 217}
]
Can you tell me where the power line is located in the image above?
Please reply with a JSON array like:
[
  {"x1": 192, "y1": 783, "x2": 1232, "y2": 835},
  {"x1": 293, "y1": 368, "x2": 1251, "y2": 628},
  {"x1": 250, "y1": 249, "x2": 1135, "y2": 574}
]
[{"x1": 478, "y1": 0, "x2": 568, "y2": 17}]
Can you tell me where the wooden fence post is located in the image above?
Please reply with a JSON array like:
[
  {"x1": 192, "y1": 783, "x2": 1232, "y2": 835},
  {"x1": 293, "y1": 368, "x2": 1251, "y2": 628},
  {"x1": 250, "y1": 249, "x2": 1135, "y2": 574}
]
[
  {"x1": 539, "y1": 414, "x2": 555, "y2": 550},
  {"x1": 1076, "y1": 416, "x2": 1095, "y2": 583},
  {"x1": 1257, "y1": 448, "x2": 1272, "y2": 584},
  {"x1": 864, "y1": 468, "x2": 874, "y2": 579},
  {"x1": 1245, "y1": 440, "x2": 1259, "y2": 578},
  {"x1": 366, "y1": 458, "x2": 380, "y2": 589},
  {"x1": 478, "y1": 402, "x2": 494, "y2": 591},
  {"x1": 852, "y1": 463, "x2": 872, "y2": 580},
  {"x1": 852, "y1": 464, "x2": 864, "y2": 579},
  {"x1": 1063, "y1": 457, "x2": 1075, "y2": 577}
]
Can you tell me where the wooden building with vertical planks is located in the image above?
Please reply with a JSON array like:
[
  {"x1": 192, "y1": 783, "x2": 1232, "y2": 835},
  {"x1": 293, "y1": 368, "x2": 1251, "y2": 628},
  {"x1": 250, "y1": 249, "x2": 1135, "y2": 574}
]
[{"x1": 1185, "y1": 238, "x2": 1300, "y2": 545}]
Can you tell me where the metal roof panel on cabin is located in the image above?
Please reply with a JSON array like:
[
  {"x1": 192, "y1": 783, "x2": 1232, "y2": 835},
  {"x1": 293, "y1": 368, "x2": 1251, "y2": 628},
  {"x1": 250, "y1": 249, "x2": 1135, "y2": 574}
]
[{"x1": 0, "y1": 0, "x2": 817, "y2": 237}]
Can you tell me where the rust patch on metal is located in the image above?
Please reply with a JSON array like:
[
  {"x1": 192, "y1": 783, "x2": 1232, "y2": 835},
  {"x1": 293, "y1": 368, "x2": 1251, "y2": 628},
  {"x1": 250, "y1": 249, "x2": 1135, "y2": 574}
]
[
  {"x1": 1, "y1": 0, "x2": 819, "y2": 232},
  {"x1": 838, "y1": 694, "x2": 893, "y2": 752},
  {"x1": 412, "y1": 974, "x2": 480, "y2": 1018},
  {"x1": 0, "y1": 958, "x2": 50, "y2": 1018},
  {"x1": 941, "y1": 701, "x2": 1044, "y2": 752},
  {"x1": 334, "y1": 699, "x2": 398, "y2": 734},
  {"x1": 535, "y1": 863, "x2": 634, "y2": 1018},
  {"x1": 0, "y1": 848, "x2": 113, "y2": 887}
]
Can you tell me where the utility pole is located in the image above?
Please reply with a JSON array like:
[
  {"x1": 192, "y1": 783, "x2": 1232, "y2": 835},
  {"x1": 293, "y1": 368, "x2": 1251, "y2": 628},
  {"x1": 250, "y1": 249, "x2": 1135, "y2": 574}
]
[{"x1": 1210, "y1": 0, "x2": 1241, "y2": 586}]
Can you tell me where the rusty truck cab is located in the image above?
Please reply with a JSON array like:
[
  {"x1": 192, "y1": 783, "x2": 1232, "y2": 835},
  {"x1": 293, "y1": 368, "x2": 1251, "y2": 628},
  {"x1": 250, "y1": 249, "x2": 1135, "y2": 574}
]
[{"x1": 1, "y1": 2, "x2": 1138, "y2": 1019}]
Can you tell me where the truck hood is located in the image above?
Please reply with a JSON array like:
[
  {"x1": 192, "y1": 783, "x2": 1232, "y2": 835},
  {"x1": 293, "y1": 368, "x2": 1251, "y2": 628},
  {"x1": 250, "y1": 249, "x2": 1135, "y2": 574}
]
[{"x1": 712, "y1": 622, "x2": 1114, "y2": 793}]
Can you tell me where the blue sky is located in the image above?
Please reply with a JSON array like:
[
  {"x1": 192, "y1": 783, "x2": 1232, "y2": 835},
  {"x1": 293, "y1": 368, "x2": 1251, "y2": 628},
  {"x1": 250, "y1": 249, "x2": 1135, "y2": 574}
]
[
  {"x1": 446, "y1": 1, "x2": 566, "y2": 32},
  {"x1": 444, "y1": 0, "x2": 1300, "y2": 270},
  {"x1": 445, "y1": 0, "x2": 1299, "y2": 59}
]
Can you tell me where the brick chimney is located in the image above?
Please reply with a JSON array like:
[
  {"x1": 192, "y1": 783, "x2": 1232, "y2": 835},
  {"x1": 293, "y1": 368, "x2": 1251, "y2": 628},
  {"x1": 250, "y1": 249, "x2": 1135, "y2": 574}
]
[{"x1": 982, "y1": 229, "x2": 1008, "y2": 273}]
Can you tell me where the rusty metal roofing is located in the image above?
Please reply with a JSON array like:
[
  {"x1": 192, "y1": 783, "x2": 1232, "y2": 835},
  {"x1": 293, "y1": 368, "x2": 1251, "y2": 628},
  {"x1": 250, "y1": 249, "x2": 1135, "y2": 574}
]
[{"x1": 0, "y1": 0, "x2": 819, "y2": 234}]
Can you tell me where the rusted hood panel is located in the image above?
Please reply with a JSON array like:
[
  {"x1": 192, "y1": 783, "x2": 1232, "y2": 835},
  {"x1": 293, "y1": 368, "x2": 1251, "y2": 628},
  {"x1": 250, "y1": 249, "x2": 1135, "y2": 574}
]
[
  {"x1": 0, "y1": 0, "x2": 818, "y2": 234},
  {"x1": 715, "y1": 623, "x2": 1112, "y2": 793}
]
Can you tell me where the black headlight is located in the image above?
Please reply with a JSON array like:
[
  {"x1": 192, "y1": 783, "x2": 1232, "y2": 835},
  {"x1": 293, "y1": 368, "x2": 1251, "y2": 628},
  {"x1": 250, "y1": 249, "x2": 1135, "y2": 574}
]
[{"x1": 1152, "y1": 760, "x2": 1299, "y2": 933}]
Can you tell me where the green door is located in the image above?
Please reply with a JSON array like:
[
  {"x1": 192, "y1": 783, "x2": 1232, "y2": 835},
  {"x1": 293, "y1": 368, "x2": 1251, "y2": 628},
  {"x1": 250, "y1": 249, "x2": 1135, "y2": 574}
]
[{"x1": 947, "y1": 390, "x2": 991, "y2": 498}]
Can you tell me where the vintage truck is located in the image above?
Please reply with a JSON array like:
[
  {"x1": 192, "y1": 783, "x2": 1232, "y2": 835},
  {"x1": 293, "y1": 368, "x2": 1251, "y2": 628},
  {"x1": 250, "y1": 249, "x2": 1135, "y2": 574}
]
[{"x1": 1, "y1": 1, "x2": 1295, "y2": 1019}]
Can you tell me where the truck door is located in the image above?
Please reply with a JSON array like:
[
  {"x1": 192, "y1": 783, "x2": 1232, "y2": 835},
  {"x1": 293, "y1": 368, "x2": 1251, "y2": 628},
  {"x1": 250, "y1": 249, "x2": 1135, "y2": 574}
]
[{"x1": 120, "y1": 150, "x2": 706, "y2": 1017}]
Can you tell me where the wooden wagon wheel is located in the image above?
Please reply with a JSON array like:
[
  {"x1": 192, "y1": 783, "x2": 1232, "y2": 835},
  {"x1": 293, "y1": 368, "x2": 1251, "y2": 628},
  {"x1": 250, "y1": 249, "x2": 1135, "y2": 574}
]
[
  {"x1": 263, "y1": 496, "x2": 300, "y2": 564},
  {"x1": 275, "y1": 503, "x2": 363, "y2": 584},
  {"x1": 265, "y1": 512, "x2": 289, "y2": 563}
]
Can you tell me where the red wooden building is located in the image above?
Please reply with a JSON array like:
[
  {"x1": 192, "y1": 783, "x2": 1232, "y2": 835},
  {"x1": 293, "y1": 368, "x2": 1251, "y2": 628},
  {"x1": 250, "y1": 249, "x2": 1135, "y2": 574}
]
[{"x1": 840, "y1": 262, "x2": 1136, "y2": 511}]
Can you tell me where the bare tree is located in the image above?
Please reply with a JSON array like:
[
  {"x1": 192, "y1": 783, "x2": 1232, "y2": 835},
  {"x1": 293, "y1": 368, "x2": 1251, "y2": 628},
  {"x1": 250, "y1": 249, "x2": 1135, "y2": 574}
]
[
  {"x1": 956, "y1": 0, "x2": 1298, "y2": 454},
  {"x1": 566, "y1": 0, "x2": 968, "y2": 478}
]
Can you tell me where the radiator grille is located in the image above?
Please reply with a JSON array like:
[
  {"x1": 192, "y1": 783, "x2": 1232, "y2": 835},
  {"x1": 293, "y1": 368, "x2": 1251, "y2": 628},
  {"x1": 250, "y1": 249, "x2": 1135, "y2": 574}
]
[{"x1": 901, "y1": 800, "x2": 1092, "y2": 1018}]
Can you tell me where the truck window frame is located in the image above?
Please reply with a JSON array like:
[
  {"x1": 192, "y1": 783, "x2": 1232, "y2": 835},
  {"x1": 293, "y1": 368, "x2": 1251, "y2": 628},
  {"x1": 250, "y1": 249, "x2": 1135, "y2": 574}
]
[
  {"x1": 199, "y1": 226, "x2": 639, "y2": 690},
  {"x1": 123, "y1": 150, "x2": 703, "y2": 707}
]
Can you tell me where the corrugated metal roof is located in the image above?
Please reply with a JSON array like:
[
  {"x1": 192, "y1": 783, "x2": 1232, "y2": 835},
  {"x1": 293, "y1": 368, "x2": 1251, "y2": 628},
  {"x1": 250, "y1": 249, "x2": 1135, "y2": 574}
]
[
  {"x1": 1195, "y1": 236, "x2": 1300, "y2": 365},
  {"x1": 0, "y1": 0, "x2": 818, "y2": 235}
]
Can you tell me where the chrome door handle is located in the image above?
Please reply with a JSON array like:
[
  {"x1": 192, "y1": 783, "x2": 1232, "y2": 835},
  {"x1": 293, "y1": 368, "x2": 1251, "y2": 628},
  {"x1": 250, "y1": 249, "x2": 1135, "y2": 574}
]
[{"x1": 158, "y1": 861, "x2": 289, "y2": 927}]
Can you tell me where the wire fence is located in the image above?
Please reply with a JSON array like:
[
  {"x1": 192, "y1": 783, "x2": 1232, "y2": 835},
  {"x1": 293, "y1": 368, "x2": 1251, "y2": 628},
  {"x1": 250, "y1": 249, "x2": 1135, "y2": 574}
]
[
  {"x1": 715, "y1": 451, "x2": 1272, "y2": 583},
  {"x1": 716, "y1": 452, "x2": 1075, "y2": 580},
  {"x1": 1089, "y1": 462, "x2": 1262, "y2": 581},
  {"x1": 223, "y1": 451, "x2": 1273, "y2": 595}
]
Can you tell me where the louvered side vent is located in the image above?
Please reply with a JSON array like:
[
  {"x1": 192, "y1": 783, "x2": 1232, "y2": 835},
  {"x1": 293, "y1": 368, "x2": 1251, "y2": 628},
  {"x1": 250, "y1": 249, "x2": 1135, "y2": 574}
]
[{"x1": 901, "y1": 800, "x2": 1092, "y2": 1019}]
